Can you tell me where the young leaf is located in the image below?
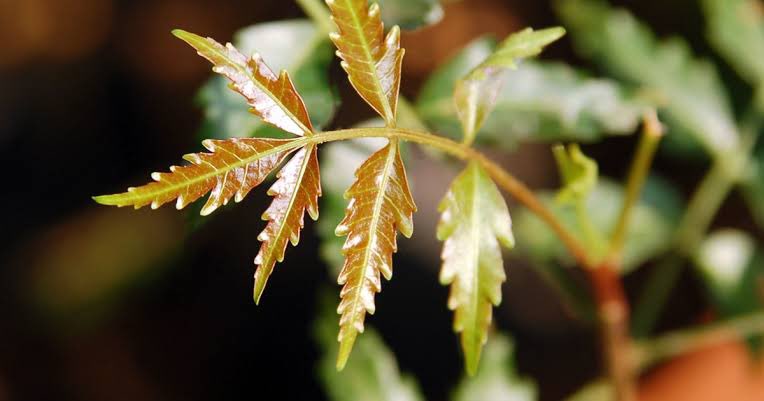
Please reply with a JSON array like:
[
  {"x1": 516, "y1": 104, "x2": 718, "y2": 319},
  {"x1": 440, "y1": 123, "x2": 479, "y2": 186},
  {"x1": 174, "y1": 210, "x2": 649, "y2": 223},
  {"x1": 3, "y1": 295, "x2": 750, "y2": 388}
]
[
  {"x1": 452, "y1": 335, "x2": 537, "y2": 401},
  {"x1": 314, "y1": 290, "x2": 424, "y2": 401},
  {"x1": 173, "y1": 29, "x2": 314, "y2": 137},
  {"x1": 253, "y1": 144, "x2": 321, "y2": 303},
  {"x1": 335, "y1": 140, "x2": 416, "y2": 369},
  {"x1": 437, "y1": 162, "x2": 514, "y2": 375},
  {"x1": 552, "y1": 144, "x2": 598, "y2": 205},
  {"x1": 197, "y1": 20, "x2": 337, "y2": 140},
  {"x1": 557, "y1": 0, "x2": 740, "y2": 158},
  {"x1": 702, "y1": 0, "x2": 764, "y2": 88},
  {"x1": 418, "y1": 38, "x2": 644, "y2": 147},
  {"x1": 326, "y1": 0, "x2": 404, "y2": 126},
  {"x1": 93, "y1": 138, "x2": 297, "y2": 215},
  {"x1": 454, "y1": 27, "x2": 565, "y2": 144}
]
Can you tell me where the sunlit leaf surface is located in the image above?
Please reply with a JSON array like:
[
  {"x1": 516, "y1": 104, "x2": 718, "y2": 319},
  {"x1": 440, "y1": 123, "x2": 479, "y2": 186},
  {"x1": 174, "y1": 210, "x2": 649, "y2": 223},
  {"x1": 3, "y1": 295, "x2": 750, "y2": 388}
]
[
  {"x1": 454, "y1": 27, "x2": 565, "y2": 144},
  {"x1": 334, "y1": 140, "x2": 416, "y2": 369},
  {"x1": 173, "y1": 29, "x2": 314, "y2": 136},
  {"x1": 437, "y1": 162, "x2": 514, "y2": 374},
  {"x1": 418, "y1": 39, "x2": 643, "y2": 147},
  {"x1": 703, "y1": 0, "x2": 764, "y2": 88},
  {"x1": 254, "y1": 144, "x2": 322, "y2": 303},
  {"x1": 327, "y1": 0, "x2": 404, "y2": 125},
  {"x1": 557, "y1": 0, "x2": 740, "y2": 158},
  {"x1": 93, "y1": 138, "x2": 297, "y2": 215}
]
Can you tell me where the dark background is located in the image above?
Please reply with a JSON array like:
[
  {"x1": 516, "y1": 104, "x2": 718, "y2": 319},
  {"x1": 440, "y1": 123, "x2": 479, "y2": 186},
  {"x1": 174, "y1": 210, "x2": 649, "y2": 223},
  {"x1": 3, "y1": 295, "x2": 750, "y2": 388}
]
[{"x1": 0, "y1": 0, "x2": 751, "y2": 400}]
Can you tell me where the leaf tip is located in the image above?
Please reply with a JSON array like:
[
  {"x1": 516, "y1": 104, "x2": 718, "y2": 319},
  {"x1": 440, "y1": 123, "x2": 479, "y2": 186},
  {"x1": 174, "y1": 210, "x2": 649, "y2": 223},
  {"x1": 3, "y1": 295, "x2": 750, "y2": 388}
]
[{"x1": 336, "y1": 331, "x2": 358, "y2": 371}]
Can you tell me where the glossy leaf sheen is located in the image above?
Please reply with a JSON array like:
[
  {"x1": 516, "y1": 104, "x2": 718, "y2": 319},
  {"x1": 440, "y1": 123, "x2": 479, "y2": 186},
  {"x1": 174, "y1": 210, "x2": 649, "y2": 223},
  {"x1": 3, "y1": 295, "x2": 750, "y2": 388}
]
[
  {"x1": 173, "y1": 30, "x2": 314, "y2": 136},
  {"x1": 334, "y1": 140, "x2": 416, "y2": 369},
  {"x1": 454, "y1": 27, "x2": 565, "y2": 143},
  {"x1": 93, "y1": 138, "x2": 296, "y2": 215},
  {"x1": 437, "y1": 162, "x2": 514, "y2": 375},
  {"x1": 326, "y1": 0, "x2": 404, "y2": 125},
  {"x1": 253, "y1": 144, "x2": 322, "y2": 303}
]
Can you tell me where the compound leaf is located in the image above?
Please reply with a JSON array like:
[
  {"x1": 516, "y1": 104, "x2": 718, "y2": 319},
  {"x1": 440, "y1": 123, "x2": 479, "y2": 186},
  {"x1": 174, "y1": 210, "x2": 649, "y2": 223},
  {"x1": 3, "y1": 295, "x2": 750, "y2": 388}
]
[
  {"x1": 326, "y1": 0, "x2": 404, "y2": 126},
  {"x1": 173, "y1": 29, "x2": 314, "y2": 136},
  {"x1": 454, "y1": 27, "x2": 565, "y2": 144},
  {"x1": 335, "y1": 140, "x2": 416, "y2": 369},
  {"x1": 437, "y1": 162, "x2": 514, "y2": 375},
  {"x1": 253, "y1": 144, "x2": 322, "y2": 303},
  {"x1": 93, "y1": 138, "x2": 298, "y2": 215}
]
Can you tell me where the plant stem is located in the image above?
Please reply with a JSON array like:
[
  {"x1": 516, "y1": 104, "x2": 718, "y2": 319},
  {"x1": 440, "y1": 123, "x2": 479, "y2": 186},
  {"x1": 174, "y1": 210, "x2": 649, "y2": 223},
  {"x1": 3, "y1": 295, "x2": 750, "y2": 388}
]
[
  {"x1": 606, "y1": 111, "x2": 664, "y2": 262},
  {"x1": 635, "y1": 312, "x2": 764, "y2": 370}
]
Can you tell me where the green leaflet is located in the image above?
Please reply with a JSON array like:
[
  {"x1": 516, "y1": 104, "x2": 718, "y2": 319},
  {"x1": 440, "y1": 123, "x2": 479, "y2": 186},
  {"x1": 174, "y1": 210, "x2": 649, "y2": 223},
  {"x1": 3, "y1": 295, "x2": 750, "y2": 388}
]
[
  {"x1": 452, "y1": 335, "x2": 537, "y2": 401},
  {"x1": 417, "y1": 38, "x2": 643, "y2": 147},
  {"x1": 454, "y1": 27, "x2": 565, "y2": 144},
  {"x1": 437, "y1": 162, "x2": 514, "y2": 375},
  {"x1": 557, "y1": 0, "x2": 740, "y2": 159},
  {"x1": 514, "y1": 177, "x2": 682, "y2": 274},
  {"x1": 553, "y1": 144, "x2": 598, "y2": 205},
  {"x1": 703, "y1": 0, "x2": 764, "y2": 89},
  {"x1": 197, "y1": 19, "x2": 336, "y2": 140},
  {"x1": 377, "y1": 0, "x2": 443, "y2": 30}
]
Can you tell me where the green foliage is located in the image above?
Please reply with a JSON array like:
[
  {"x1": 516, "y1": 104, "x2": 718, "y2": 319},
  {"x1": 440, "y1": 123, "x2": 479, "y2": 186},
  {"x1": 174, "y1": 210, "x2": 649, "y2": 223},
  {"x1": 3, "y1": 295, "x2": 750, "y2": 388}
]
[
  {"x1": 437, "y1": 162, "x2": 514, "y2": 375},
  {"x1": 453, "y1": 27, "x2": 565, "y2": 144},
  {"x1": 553, "y1": 144, "x2": 598, "y2": 205},
  {"x1": 557, "y1": 0, "x2": 741, "y2": 159},
  {"x1": 515, "y1": 178, "x2": 682, "y2": 273},
  {"x1": 742, "y1": 149, "x2": 764, "y2": 227},
  {"x1": 417, "y1": 38, "x2": 644, "y2": 147},
  {"x1": 377, "y1": 0, "x2": 443, "y2": 30}
]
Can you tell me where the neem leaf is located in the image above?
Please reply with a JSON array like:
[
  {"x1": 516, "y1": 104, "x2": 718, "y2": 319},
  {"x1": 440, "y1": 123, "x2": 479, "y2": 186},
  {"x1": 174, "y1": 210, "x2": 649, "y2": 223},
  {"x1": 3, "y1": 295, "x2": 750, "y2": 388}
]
[
  {"x1": 253, "y1": 144, "x2": 322, "y2": 303},
  {"x1": 454, "y1": 27, "x2": 565, "y2": 144},
  {"x1": 327, "y1": 0, "x2": 404, "y2": 126},
  {"x1": 557, "y1": 0, "x2": 740, "y2": 158},
  {"x1": 377, "y1": 0, "x2": 443, "y2": 30},
  {"x1": 437, "y1": 162, "x2": 514, "y2": 375},
  {"x1": 314, "y1": 291, "x2": 424, "y2": 401},
  {"x1": 173, "y1": 29, "x2": 314, "y2": 137},
  {"x1": 552, "y1": 143, "x2": 598, "y2": 205},
  {"x1": 514, "y1": 177, "x2": 682, "y2": 273},
  {"x1": 335, "y1": 140, "x2": 416, "y2": 369},
  {"x1": 703, "y1": 0, "x2": 764, "y2": 88},
  {"x1": 93, "y1": 138, "x2": 297, "y2": 215},
  {"x1": 452, "y1": 335, "x2": 537, "y2": 401},
  {"x1": 417, "y1": 39, "x2": 643, "y2": 146}
]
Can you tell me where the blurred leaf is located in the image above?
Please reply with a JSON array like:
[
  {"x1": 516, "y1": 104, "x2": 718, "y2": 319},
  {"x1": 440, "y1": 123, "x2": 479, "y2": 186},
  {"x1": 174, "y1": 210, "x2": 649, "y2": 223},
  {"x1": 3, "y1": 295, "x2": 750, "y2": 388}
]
[
  {"x1": 334, "y1": 140, "x2": 416, "y2": 369},
  {"x1": 315, "y1": 291, "x2": 424, "y2": 401},
  {"x1": 514, "y1": 177, "x2": 682, "y2": 273},
  {"x1": 553, "y1": 144, "x2": 598, "y2": 205},
  {"x1": 703, "y1": 0, "x2": 764, "y2": 88},
  {"x1": 173, "y1": 29, "x2": 315, "y2": 136},
  {"x1": 327, "y1": 0, "x2": 403, "y2": 126},
  {"x1": 377, "y1": 0, "x2": 443, "y2": 30},
  {"x1": 454, "y1": 27, "x2": 566, "y2": 144},
  {"x1": 452, "y1": 334, "x2": 537, "y2": 401},
  {"x1": 557, "y1": 0, "x2": 741, "y2": 158},
  {"x1": 565, "y1": 379, "x2": 613, "y2": 401},
  {"x1": 437, "y1": 162, "x2": 514, "y2": 375},
  {"x1": 26, "y1": 208, "x2": 183, "y2": 327},
  {"x1": 694, "y1": 229, "x2": 763, "y2": 316},
  {"x1": 741, "y1": 150, "x2": 764, "y2": 227},
  {"x1": 197, "y1": 20, "x2": 336, "y2": 140},
  {"x1": 417, "y1": 39, "x2": 644, "y2": 147}
]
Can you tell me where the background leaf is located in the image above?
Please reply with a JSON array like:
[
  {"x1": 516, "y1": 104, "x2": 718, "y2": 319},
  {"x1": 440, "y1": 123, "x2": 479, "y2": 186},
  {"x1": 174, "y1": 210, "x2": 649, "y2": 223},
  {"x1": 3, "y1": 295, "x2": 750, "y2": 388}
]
[
  {"x1": 703, "y1": 0, "x2": 764, "y2": 89},
  {"x1": 454, "y1": 27, "x2": 565, "y2": 144},
  {"x1": 315, "y1": 291, "x2": 424, "y2": 401},
  {"x1": 553, "y1": 144, "x2": 598, "y2": 205},
  {"x1": 514, "y1": 177, "x2": 682, "y2": 273},
  {"x1": 437, "y1": 162, "x2": 514, "y2": 375},
  {"x1": 197, "y1": 20, "x2": 336, "y2": 140},
  {"x1": 377, "y1": 0, "x2": 443, "y2": 30},
  {"x1": 741, "y1": 150, "x2": 764, "y2": 227},
  {"x1": 335, "y1": 140, "x2": 416, "y2": 369},
  {"x1": 327, "y1": 0, "x2": 404, "y2": 125},
  {"x1": 451, "y1": 334, "x2": 537, "y2": 401},
  {"x1": 557, "y1": 0, "x2": 741, "y2": 159},
  {"x1": 417, "y1": 38, "x2": 644, "y2": 148}
]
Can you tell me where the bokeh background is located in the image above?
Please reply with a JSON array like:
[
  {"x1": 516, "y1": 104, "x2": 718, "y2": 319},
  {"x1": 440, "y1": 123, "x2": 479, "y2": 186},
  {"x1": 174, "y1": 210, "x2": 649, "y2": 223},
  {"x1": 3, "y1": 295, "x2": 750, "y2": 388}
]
[{"x1": 1, "y1": 0, "x2": 760, "y2": 400}]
